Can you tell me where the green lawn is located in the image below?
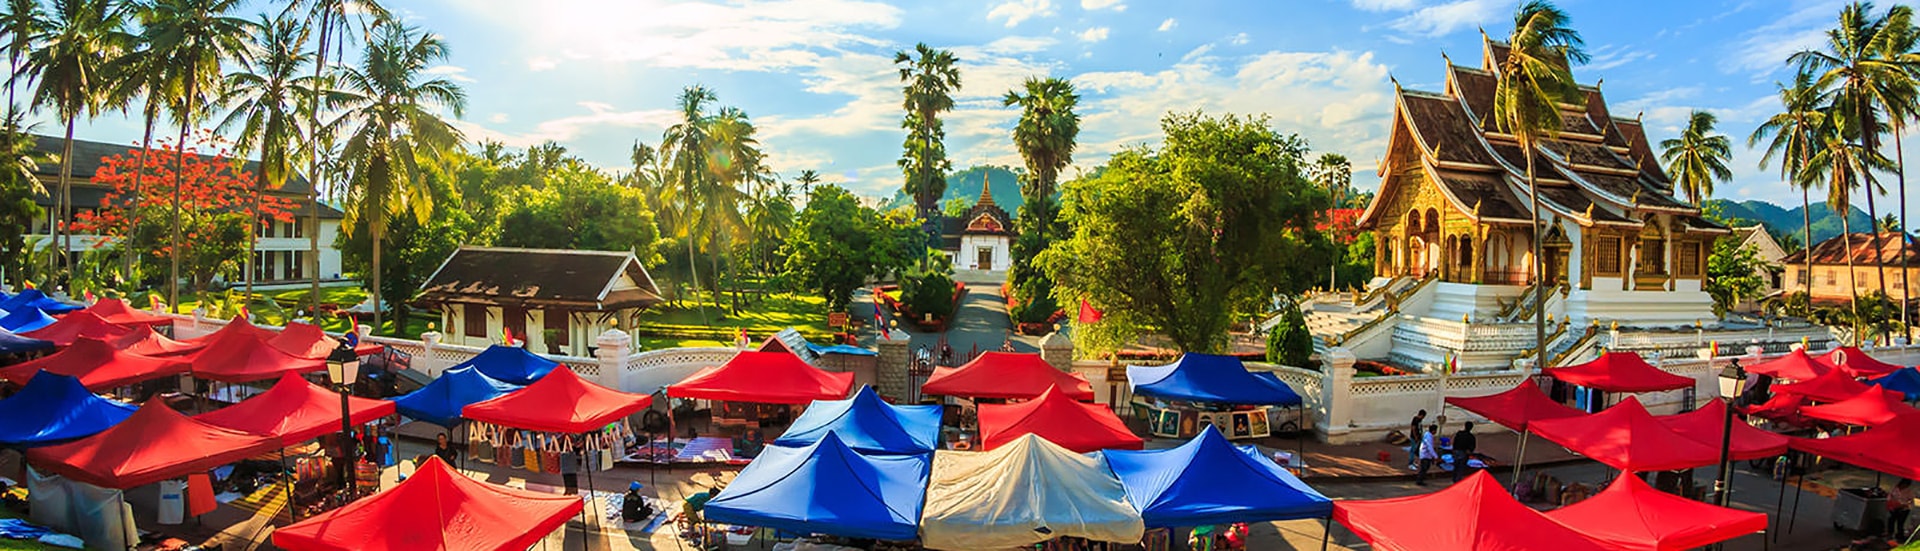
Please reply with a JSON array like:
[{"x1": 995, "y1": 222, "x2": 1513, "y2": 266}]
[
  {"x1": 630, "y1": 290, "x2": 840, "y2": 350},
  {"x1": 118, "y1": 286, "x2": 433, "y2": 338}
]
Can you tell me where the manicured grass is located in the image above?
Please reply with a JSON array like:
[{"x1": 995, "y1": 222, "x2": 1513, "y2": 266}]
[
  {"x1": 631, "y1": 290, "x2": 841, "y2": 348},
  {"x1": 118, "y1": 286, "x2": 431, "y2": 338}
]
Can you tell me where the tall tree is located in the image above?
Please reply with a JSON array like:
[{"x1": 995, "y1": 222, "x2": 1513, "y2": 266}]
[
  {"x1": 23, "y1": 0, "x2": 128, "y2": 284},
  {"x1": 705, "y1": 105, "x2": 760, "y2": 311},
  {"x1": 143, "y1": 0, "x2": 251, "y2": 310},
  {"x1": 1659, "y1": 110, "x2": 1734, "y2": 205},
  {"x1": 1751, "y1": 73, "x2": 1833, "y2": 301},
  {"x1": 330, "y1": 21, "x2": 466, "y2": 332},
  {"x1": 1002, "y1": 76, "x2": 1079, "y2": 325},
  {"x1": 2, "y1": 0, "x2": 44, "y2": 117},
  {"x1": 287, "y1": 0, "x2": 389, "y2": 317},
  {"x1": 218, "y1": 11, "x2": 311, "y2": 298},
  {"x1": 895, "y1": 42, "x2": 960, "y2": 229},
  {"x1": 661, "y1": 85, "x2": 715, "y2": 321},
  {"x1": 1806, "y1": 119, "x2": 1896, "y2": 342},
  {"x1": 1871, "y1": 5, "x2": 1918, "y2": 334},
  {"x1": 1311, "y1": 153, "x2": 1353, "y2": 208},
  {"x1": 795, "y1": 168, "x2": 820, "y2": 200},
  {"x1": 0, "y1": 114, "x2": 45, "y2": 285},
  {"x1": 1490, "y1": 0, "x2": 1588, "y2": 367}
]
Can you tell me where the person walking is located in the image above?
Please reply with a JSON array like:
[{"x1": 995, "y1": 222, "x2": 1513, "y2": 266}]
[
  {"x1": 1889, "y1": 479, "x2": 1915, "y2": 539},
  {"x1": 1415, "y1": 425, "x2": 1440, "y2": 486},
  {"x1": 1452, "y1": 422, "x2": 1478, "y2": 482},
  {"x1": 1407, "y1": 409, "x2": 1428, "y2": 470}
]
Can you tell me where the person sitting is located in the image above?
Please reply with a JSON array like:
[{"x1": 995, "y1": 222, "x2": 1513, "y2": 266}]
[{"x1": 622, "y1": 482, "x2": 652, "y2": 523}]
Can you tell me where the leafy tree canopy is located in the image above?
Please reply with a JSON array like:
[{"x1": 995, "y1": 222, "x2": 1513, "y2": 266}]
[{"x1": 782, "y1": 184, "x2": 917, "y2": 310}]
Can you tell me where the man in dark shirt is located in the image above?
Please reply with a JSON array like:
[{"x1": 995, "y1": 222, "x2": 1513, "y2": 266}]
[
  {"x1": 1407, "y1": 410, "x2": 1427, "y2": 469},
  {"x1": 1452, "y1": 422, "x2": 1478, "y2": 482}
]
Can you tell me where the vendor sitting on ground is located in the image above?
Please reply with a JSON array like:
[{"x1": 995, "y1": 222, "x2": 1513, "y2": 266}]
[{"x1": 622, "y1": 482, "x2": 652, "y2": 523}]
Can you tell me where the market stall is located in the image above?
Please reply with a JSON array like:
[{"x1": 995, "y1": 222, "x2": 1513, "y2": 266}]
[
  {"x1": 0, "y1": 371, "x2": 135, "y2": 446},
  {"x1": 1527, "y1": 396, "x2": 1721, "y2": 472},
  {"x1": 1103, "y1": 425, "x2": 1331, "y2": 529},
  {"x1": 25, "y1": 399, "x2": 280, "y2": 488},
  {"x1": 185, "y1": 329, "x2": 326, "y2": 384},
  {"x1": 1443, "y1": 379, "x2": 1587, "y2": 484},
  {"x1": 1544, "y1": 351, "x2": 1694, "y2": 412},
  {"x1": 920, "y1": 351, "x2": 1094, "y2": 401},
  {"x1": 665, "y1": 350, "x2": 855, "y2": 462},
  {"x1": 443, "y1": 344, "x2": 558, "y2": 385},
  {"x1": 1772, "y1": 368, "x2": 1872, "y2": 403},
  {"x1": 77, "y1": 298, "x2": 173, "y2": 328},
  {"x1": 22, "y1": 312, "x2": 137, "y2": 347},
  {"x1": 271, "y1": 456, "x2": 584, "y2": 551},
  {"x1": 392, "y1": 365, "x2": 523, "y2": 428},
  {"x1": 1797, "y1": 387, "x2": 1918, "y2": 426},
  {"x1": 1128, "y1": 353, "x2": 1303, "y2": 440},
  {"x1": 0, "y1": 305, "x2": 56, "y2": 333},
  {"x1": 0, "y1": 337, "x2": 191, "y2": 391},
  {"x1": 920, "y1": 433, "x2": 1145, "y2": 549},
  {"x1": 1816, "y1": 346, "x2": 1906, "y2": 378},
  {"x1": 772, "y1": 385, "x2": 942, "y2": 455},
  {"x1": 1333, "y1": 471, "x2": 1610, "y2": 551},
  {"x1": 183, "y1": 316, "x2": 277, "y2": 346},
  {"x1": 0, "y1": 289, "x2": 82, "y2": 314},
  {"x1": 978, "y1": 385, "x2": 1143, "y2": 453},
  {"x1": 705, "y1": 433, "x2": 930, "y2": 542},
  {"x1": 462, "y1": 366, "x2": 652, "y2": 539},
  {"x1": 1868, "y1": 367, "x2": 1920, "y2": 401},
  {"x1": 194, "y1": 372, "x2": 398, "y2": 514},
  {"x1": 268, "y1": 322, "x2": 340, "y2": 360},
  {"x1": 0, "y1": 327, "x2": 54, "y2": 358},
  {"x1": 1745, "y1": 347, "x2": 1832, "y2": 381},
  {"x1": 1656, "y1": 399, "x2": 1790, "y2": 460},
  {"x1": 1545, "y1": 474, "x2": 1767, "y2": 550},
  {"x1": 114, "y1": 327, "x2": 206, "y2": 357}
]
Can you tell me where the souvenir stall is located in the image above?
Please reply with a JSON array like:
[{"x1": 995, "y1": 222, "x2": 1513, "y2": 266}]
[
  {"x1": 272, "y1": 456, "x2": 583, "y2": 551},
  {"x1": 194, "y1": 373, "x2": 397, "y2": 516},
  {"x1": 0, "y1": 328, "x2": 54, "y2": 364},
  {"x1": 1543, "y1": 351, "x2": 1694, "y2": 412},
  {"x1": 392, "y1": 365, "x2": 523, "y2": 468},
  {"x1": 1127, "y1": 353, "x2": 1304, "y2": 443},
  {"x1": 0, "y1": 371, "x2": 135, "y2": 446},
  {"x1": 1334, "y1": 472, "x2": 1613, "y2": 551},
  {"x1": 920, "y1": 433, "x2": 1145, "y2": 549},
  {"x1": 704, "y1": 434, "x2": 930, "y2": 542},
  {"x1": 462, "y1": 366, "x2": 652, "y2": 540},
  {"x1": 1104, "y1": 426, "x2": 1331, "y2": 550},
  {"x1": 663, "y1": 350, "x2": 855, "y2": 464}
]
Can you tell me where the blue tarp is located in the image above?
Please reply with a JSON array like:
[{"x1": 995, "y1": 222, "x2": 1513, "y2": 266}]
[
  {"x1": 0, "y1": 290, "x2": 81, "y2": 314},
  {"x1": 807, "y1": 343, "x2": 878, "y2": 357},
  {"x1": 704, "y1": 433, "x2": 929, "y2": 541},
  {"x1": 0, "y1": 307, "x2": 56, "y2": 333},
  {"x1": 0, "y1": 371, "x2": 136, "y2": 446},
  {"x1": 448, "y1": 345, "x2": 559, "y2": 386},
  {"x1": 1103, "y1": 425, "x2": 1331, "y2": 528},
  {"x1": 1869, "y1": 368, "x2": 1920, "y2": 401},
  {"x1": 0, "y1": 328, "x2": 53, "y2": 355},
  {"x1": 392, "y1": 366, "x2": 523, "y2": 427},
  {"x1": 1128, "y1": 353, "x2": 1304, "y2": 406},
  {"x1": 773, "y1": 386, "x2": 941, "y2": 454}
]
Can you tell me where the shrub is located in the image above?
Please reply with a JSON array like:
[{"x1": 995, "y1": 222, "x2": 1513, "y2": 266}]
[{"x1": 1267, "y1": 299, "x2": 1314, "y2": 368}]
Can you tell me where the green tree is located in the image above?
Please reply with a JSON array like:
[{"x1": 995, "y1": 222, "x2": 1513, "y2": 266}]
[
  {"x1": 23, "y1": 0, "x2": 128, "y2": 282},
  {"x1": 2, "y1": 0, "x2": 45, "y2": 117},
  {"x1": 1659, "y1": 110, "x2": 1734, "y2": 205},
  {"x1": 1311, "y1": 153, "x2": 1352, "y2": 208},
  {"x1": 1806, "y1": 118, "x2": 1895, "y2": 341},
  {"x1": 1266, "y1": 299, "x2": 1312, "y2": 368},
  {"x1": 218, "y1": 11, "x2": 310, "y2": 298},
  {"x1": 0, "y1": 115, "x2": 45, "y2": 285},
  {"x1": 144, "y1": 0, "x2": 252, "y2": 309},
  {"x1": 331, "y1": 21, "x2": 467, "y2": 332},
  {"x1": 661, "y1": 85, "x2": 716, "y2": 317},
  {"x1": 782, "y1": 184, "x2": 913, "y2": 310},
  {"x1": 1872, "y1": 6, "x2": 1919, "y2": 332},
  {"x1": 899, "y1": 268, "x2": 956, "y2": 323},
  {"x1": 1705, "y1": 238, "x2": 1770, "y2": 316},
  {"x1": 1751, "y1": 72, "x2": 1832, "y2": 300},
  {"x1": 287, "y1": 0, "x2": 390, "y2": 315},
  {"x1": 895, "y1": 42, "x2": 960, "y2": 226},
  {"x1": 1003, "y1": 77, "x2": 1079, "y2": 326},
  {"x1": 338, "y1": 203, "x2": 473, "y2": 333},
  {"x1": 1039, "y1": 112, "x2": 1335, "y2": 352},
  {"x1": 1491, "y1": 0, "x2": 1587, "y2": 363},
  {"x1": 494, "y1": 163, "x2": 661, "y2": 258}
]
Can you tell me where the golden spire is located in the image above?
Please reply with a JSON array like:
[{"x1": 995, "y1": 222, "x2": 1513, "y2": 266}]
[
  {"x1": 976, "y1": 172, "x2": 996, "y2": 208},
  {"x1": 1584, "y1": 203, "x2": 1595, "y2": 219}
]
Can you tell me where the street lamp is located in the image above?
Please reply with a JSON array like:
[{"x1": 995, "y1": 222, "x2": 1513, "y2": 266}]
[
  {"x1": 1714, "y1": 359, "x2": 1748, "y2": 512},
  {"x1": 325, "y1": 340, "x2": 360, "y2": 497}
]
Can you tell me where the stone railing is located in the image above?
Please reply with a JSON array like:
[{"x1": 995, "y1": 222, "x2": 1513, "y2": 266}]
[{"x1": 620, "y1": 347, "x2": 739, "y2": 396}]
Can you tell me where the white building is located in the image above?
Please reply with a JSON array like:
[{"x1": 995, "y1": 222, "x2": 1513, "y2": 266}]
[
  {"x1": 416, "y1": 247, "x2": 665, "y2": 356},
  {"x1": 941, "y1": 182, "x2": 1014, "y2": 272}
]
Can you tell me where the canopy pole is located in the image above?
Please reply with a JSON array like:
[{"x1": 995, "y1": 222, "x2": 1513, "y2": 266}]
[
  {"x1": 1509, "y1": 428, "x2": 1531, "y2": 496},
  {"x1": 1320, "y1": 513, "x2": 1332, "y2": 551},
  {"x1": 1771, "y1": 461, "x2": 1788, "y2": 543},
  {"x1": 1788, "y1": 471, "x2": 1804, "y2": 534},
  {"x1": 585, "y1": 446, "x2": 599, "y2": 543}
]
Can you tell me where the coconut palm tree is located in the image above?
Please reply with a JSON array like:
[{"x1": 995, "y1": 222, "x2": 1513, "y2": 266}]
[
  {"x1": 795, "y1": 168, "x2": 820, "y2": 200},
  {"x1": 2, "y1": 0, "x2": 45, "y2": 118},
  {"x1": 1751, "y1": 73, "x2": 1834, "y2": 301},
  {"x1": 286, "y1": 0, "x2": 388, "y2": 316},
  {"x1": 218, "y1": 12, "x2": 310, "y2": 298},
  {"x1": 23, "y1": 0, "x2": 129, "y2": 283},
  {"x1": 329, "y1": 21, "x2": 466, "y2": 333},
  {"x1": 142, "y1": 0, "x2": 251, "y2": 310},
  {"x1": 1806, "y1": 119, "x2": 1896, "y2": 342},
  {"x1": 0, "y1": 113, "x2": 46, "y2": 285},
  {"x1": 704, "y1": 105, "x2": 760, "y2": 312},
  {"x1": 1002, "y1": 76, "x2": 1079, "y2": 238},
  {"x1": 662, "y1": 85, "x2": 715, "y2": 321},
  {"x1": 1490, "y1": 0, "x2": 1588, "y2": 365},
  {"x1": 1659, "y1": 110, "x2": 1734, "y2": 205},
  {"x1": 1313, "y1": 153, "x2": 1353, "y2": 208},
  {"x1": 895, "y1": 42, "x2": 960, "y2": 225},
  {"x1": 1870, "y1": 5, "x2": 1918, "y2": 333}
]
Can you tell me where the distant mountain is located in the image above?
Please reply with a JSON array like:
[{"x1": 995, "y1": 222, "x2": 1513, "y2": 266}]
[
  {"x1": 1704, "y1": 198, "x2": 1873, "y2": 248},
  {"x1": 881, "y1": 165, "x2": 1026, "y2": 213}
]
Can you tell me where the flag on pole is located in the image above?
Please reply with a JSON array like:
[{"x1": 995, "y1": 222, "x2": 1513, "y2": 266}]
[
  {"x1": 20, "y1": 280, "x2": 32, "y2": 290},
  {"x1": 239, "y1": 304, "x2": 250, "y2": 321},
  {"x1": 83, "y1": 290, "x2": 95, "y2": 304},
  {"x1": 1709, "y1": 341, "x2": 1719, "y2": 358},
  {"x1": 503, "y1": 327, "x2": 517, "y2": 347},
  {"x1": 874, "y1": 306, "x2": 890, "y2": 340},
  {"x1": 149, "y1": 294, "x2": 164, "y2": 313},
  {"x1": 1445, "y1": 353, "x2": 1458, "y2": 375},
  {"x1": 1077, "y1": 299, "x2": 1104, "y2": 324}
]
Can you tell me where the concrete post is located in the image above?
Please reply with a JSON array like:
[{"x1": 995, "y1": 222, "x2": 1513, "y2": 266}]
[
  {"x1": 594, "y1": 328, "x2": 632, "y2": 392},
  {"x1": 874, "y1": 334, "x2": 911, "y2": 402},
  {"x1": 1039, "y1": 331, "x2": 1074, "y2": 372},
  {"x1": 418, "y1": 331, "x2": 443, "y2": 377},
  {"x1": 1320, "y1": 347, "x2": 1357, "y2": 444}
]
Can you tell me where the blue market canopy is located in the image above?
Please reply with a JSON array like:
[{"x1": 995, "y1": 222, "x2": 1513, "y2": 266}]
[
  {"x1": 1870, "y1": 368, "x2": 1920, "y2": 401},
  {"x1": 0, "y1": 371, "x2": 136, "y2": 446},
  {"x1": 0, "y1": 306, "x2": 56, "y2": 333},
  {"x1": 1103, "y1": 425, "x2": 1331, "y2": 528},
  {"x1": 704, "y1": 432, "x2": 929, "y2": 541},
  {"x1": 393, "y1": 365, "x2": 523, "y2": 427},
  {"x1": 1129, "y1": 353, "x2": 1304, "y2": 406},
  {"x1": 774, "y1": 386, "x2": 942, "y2": 454},
  {"x1": 450, "y1": 344, "x2": 559, "y2": 386},
  {"x1": 807, "y1": 343, "x2": 878, "y2": 357},
  {"x1": 0, "y1": 328, "x2": 53, "y2": 355},
  {"x1": 0, "y1": 289, "x2": 82, "y2": 315}
]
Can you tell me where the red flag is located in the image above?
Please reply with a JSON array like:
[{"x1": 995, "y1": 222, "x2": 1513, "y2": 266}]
[
  {"x1": 1078, "y1": 299, "x2": 1104, "y2": 324},
  {"x1": 20, "y1": 280, "x2": 33, "y2": 290},
  {"x1": 148, "y1": 294, "x2": 163, "y2": 312},
  {"x1": 874, "y1": 306, "x2": 889, "y2": 340},
  {"x1": 503, "y1": 327, "x2": 517, "y2": 346},
  {"x1": 239, "y1": 304, "x2": 250, "y2": 321},
  {"x1": 83, "y1": 290, "x2": 96, "y2": 303}
]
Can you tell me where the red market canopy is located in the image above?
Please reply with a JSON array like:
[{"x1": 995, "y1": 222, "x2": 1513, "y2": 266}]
[
  {"x1": 25, "y1": 399, "x2": 278, "y2": 489},
  {"x1": 921, "y1": 351, "x2": 1094, "y2": 401},
  {"x1": 1818, "y1": 346, "x2": 1907, "y2": 378},
  {"x1": 1788, "y1": 413, "x2": 1920, "y2": 481},
  {"x1": 1740, "y1": 393, "x2": 1808, "y2": 421},
  {"x1": 1744, "y1": 348, "x2": 1831, "y2": 381},
  {"x1": 112, "y1": 327, "x2": 204, "y2": 357},
  {"x1": 184, "y1": 316, "x2": 277, "y2": 345},
  {"x1": 21, "y1": 312, "x2": 136, "y2": 347},
  {"x1": 0, "y1": 337, "x2": 191, "y2": 390},
  {"x1": 1798, "y1": 387, "x2": 1919, "y2": 426},
  {"x1": 269, "y1": 322, "x2": 337, "y2": 360},
  {"x1": 1333, "y1": 471, "x2": 1610, "y2": 551},
  {"x1": 1656, "y1": 399, "x2": 1790, "y2": 461},
  {"x1": 667, "y1": 350, "x2": 854, "y2": 405},
  {"x1": 978, "y1": 385, "x2": 1143, "y2": 453},
  {"x1": 1444, "y1": 379, "x2": 1586, "y2": 432},
  {"x1": 1546, "y1": 474, "x2": 1767, "y2": 551},
  {"x1": 78, "y1": 298, "x2": 173, "y2": 328},
  {"x1": 271, "y1": 456, "x2": 582, "y2": 551},
  {"x1": 188, "y1": 330, "x2": 326, "y2": 383},
  {"x1": 1545, "y1": 351, "x2": 1693, "y2": 393},
  {"x1": 464, "y1": 366, "x2": 653, "y2": 434},
  {"x1": 1528, "y1": 396, "x2": 1721, "y2": 472},
  {"x1": 196, "y1": 373, "x2": 397, "y2": 445},
  {"x1": 1772, "y1": 369, "x2": 1872, "y2": 403}
]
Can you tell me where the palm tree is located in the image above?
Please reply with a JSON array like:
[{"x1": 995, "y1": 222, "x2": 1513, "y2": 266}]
[
  {"x1": 143, "y1": 0, "x2": 251, "y2": 310},
  {"x1": 662, "y1": 85, "x2": 715, "y2": 321},
  {"x1": 329, "y1": 21, "x2": 466, "y2": 333},
  {"x1": 218, "y1": 12, "x2": 310, "y2": 298},
  {"x1": 1806, "y1": 120, "x2": 1896, "y2": 342},
  {"x1": 704, "y1": 105, "x2": 760, "y2": 312},
  {"x1": 1871, "y1": 5, "x2": 1918, "y2": 334},
  {"x1": 795, "y1": 168, "x2": 820, "y2": 200},
  {"x1": 1751, "y1": 73, "x2": 1833, "y2": 302},
  {"x1": 1658, "y1": 110, "x2": 1734, "y2": 205},
  {"x1": 103, "y1": 2, "x2": 181, "y2": 283},
  {"x1": 1490, "y1": 0, "x2": 1588, "y2": 366},
  {"x1": 2, "y1": 0, "x2": 45, "y2": 118},
  {"x1": 895, "y1": 42, "x2": 960, "y2": 225},
  {"x1": 287, "y1": 0, "x2": 389, "y2": 317},
  {"x1": 1002, "y1": 76, "x2": 1079, "y2": 239},
  {"x1": 0, "y1": 113, "x2": 46, "y2": 285},
  {"x1": 23, "y1": 0, "x2": 129, "y2": 283},
  {"x1": 1312, "y1": 153, "x2": 1353, "y2": 208},
  {"x1": 1792, "y1": 1, "x2": 1916, "y2": 312}
]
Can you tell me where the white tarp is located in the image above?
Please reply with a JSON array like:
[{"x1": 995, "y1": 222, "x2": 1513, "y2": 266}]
[
  {"x1": 919, "y1": 434, "x2": 1144, "y2": 550},
  {"x1": 27, "y1": 468, "x2": 134, "y2": 551}
]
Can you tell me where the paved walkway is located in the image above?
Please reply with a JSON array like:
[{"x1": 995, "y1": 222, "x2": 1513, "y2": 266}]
[{"x1": 850, "y1": 271, "x2": 1037, "y2": 361}]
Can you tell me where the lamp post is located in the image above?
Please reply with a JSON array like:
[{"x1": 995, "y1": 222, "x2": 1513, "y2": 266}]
[
  {"x1": 325, "y1": 340, "x2": 361, "y2": 497},
  {"x1": 1714, "y1": 359, "x2": 1747, "y2": 518}
]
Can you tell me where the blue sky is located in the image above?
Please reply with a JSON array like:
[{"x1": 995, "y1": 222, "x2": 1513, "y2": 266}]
[{"x1": 38, "y1": 0, "x2": 1920, "y2": 212}]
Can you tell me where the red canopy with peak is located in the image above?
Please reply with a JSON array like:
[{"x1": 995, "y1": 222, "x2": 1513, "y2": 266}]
[
  {"x1": 79, "y1": 298, "x2": 173, "y2": 328},
  {"x1": 1788, "y1": 413, "x2": 1920, "y2": 480},
  {"x1": 1546, "y1": 474, "x2": 1767, "y2": 551},
  {"x1": 196, "y1": 373, "x2": 397, "y2": 445},
  {"x1": 668, "y1": 350, "x2": 854, "y2": 405},
  {"x1": 113, "y1": 327, "x2": 205, "y2": 356},
  {"x1": 184, "y1": 317, "x2": 277, "y2": 345},
  {"x1": 921, "y1": 351, "x2": 1095, "y2": 401},
  {"x1": 1816, "y1": 346, "x2": 1906, "y2": 378},
  {"x1": 1740, "y1": 393, "x2": 1809, "y2": 423},
  {"x1": 188, "y1": 329, "x2": 326, "y2": 383},
  {"x1": 25, "y1": 400, "x2": 278, "y2": 489},
  {"x1": 1798, "y1": 387, "x2": 1919, "y2": 426},
  {"x1": 1656, "y1": 399, "x2": 1790, "y2": 460},
  {"x1": 1528, "y1": 396, "x2": 1721, "y2": 472},
  {"x1": 1772, "y1": 369, "x2": 1872, "y2": 403},
  {"x1": 271, "y1": 456, "x2": 583, "y2": 551},
  {"x1": 978, "y1": 385, "x2": 1143, "y2": 453},
  {"x1": 1545, "y1": 352, "x2": 1693, "y2": 393},
  {"x1": 0, "y1": 337, "x2": 191, "y2": 390},
  {"x1": 269, "y1": 322, "x2": 337, "y2": 360},
  {"x1": 1333, "y1": 471, "x2": 1611, "y2": 551},
  {"x1": 1444, "y1": 379, "x2": 1587, "y2": 432},
  {"x1": 22, "y1": 312, "x2": 137, "y2": 347},
  {"x1": 465, "y1": 366, "x2": 653, "y2": 434},
  {"x1": 1744, "y1": 348, "x2": 1831, "y2": 381}
]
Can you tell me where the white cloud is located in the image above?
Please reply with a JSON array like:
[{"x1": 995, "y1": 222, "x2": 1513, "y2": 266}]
[
  {"x1": 987, "y1": 0, "x2": 1055, "y2": 28},
  {"x1": 451, "y1": 102, "x2": 679, "y2": 149},
  {"x1": 423, "y1": 65, "x2": 476, "y2": 83},
  {"x1": 1352, "y1": 0, "x2": 1420, "y2": 11},
  {"x1": 1584, "y1": 44, "x2": 1654, "y2": 72},
  {"x1": 487, "y1": 113, "x2": 510, "y2": 124},
  {"x1": 1385, "y1": 0, "x2": 1511, "y2": 37},
  {"x1": 1229, "y1": 33, "x2": 1250, "y2": 45},
  {"x1": 979, "y1": 36, "x2": 1058, "y2": 55},
  {"x1": 448, "y1": 0, "x2": 903, "y2": 72},
  {"x1": 1081, "y1": 0, "x2": 1125, "y2": 11},
  {"x1": 1726, "y1": 0, "x2": 1847, "y2": 77},
  {"x1": 1079, "y1": 27, "x2": 1110, "y2": 43},
  {"x1": 527, "y1": 56, "x2": 557, "y2": 71},
  {"x1": 1157, "y1": 18, "x2": 1177, "y2": 31}
]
